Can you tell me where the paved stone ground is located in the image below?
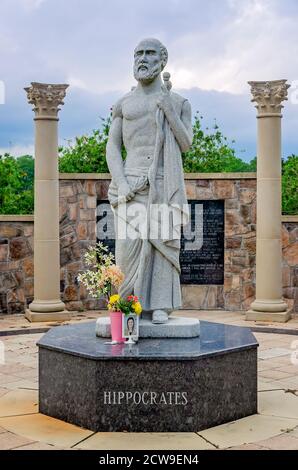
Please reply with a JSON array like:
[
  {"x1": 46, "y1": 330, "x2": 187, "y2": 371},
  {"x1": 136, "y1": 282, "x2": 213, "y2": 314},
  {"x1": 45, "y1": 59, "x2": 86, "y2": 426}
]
[
  {"x1": 1, "y1": 310, "x2": 298, "y2": 334},
  {"x1": 0, "y1": 310, "x2": 298, "y2": 450}
]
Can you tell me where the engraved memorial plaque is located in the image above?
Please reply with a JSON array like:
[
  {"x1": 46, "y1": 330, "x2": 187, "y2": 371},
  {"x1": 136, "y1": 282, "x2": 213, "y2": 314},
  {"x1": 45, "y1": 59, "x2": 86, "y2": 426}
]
[
  {"x1": 97, "y1": 199, "x2": 224, "y2": 285},
  {"x1": 180, "y1": 200, "x2": 224, "y2": 285}
]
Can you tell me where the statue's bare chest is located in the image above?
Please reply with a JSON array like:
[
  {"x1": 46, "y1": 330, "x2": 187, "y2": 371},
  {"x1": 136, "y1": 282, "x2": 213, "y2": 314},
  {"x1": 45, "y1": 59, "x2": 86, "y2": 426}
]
[{"x1": 122, "y1": 95, "x2": 158, "y2": 122}]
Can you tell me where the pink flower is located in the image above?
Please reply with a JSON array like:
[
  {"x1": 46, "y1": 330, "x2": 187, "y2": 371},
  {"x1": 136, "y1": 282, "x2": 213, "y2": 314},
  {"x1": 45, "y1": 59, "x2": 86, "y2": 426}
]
[
  {"x1": 127, "y1": 295, "x2": 139, "y2": 302},
  {"x1": 101, "y1": 264, "x2": 124, "y2": 288}
]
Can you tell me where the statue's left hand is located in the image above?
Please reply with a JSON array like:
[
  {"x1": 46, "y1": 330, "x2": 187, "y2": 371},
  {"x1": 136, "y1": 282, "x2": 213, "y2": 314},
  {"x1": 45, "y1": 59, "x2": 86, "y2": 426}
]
[{"x1": 156, "y1": 86, "x2": 174, "y2": 114}]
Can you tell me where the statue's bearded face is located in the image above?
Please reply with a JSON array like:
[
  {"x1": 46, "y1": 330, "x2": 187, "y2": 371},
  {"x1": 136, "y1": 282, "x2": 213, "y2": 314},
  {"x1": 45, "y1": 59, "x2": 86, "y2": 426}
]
[{"x1": 133, "y1": 41, "x2": 163, "y2": 83}]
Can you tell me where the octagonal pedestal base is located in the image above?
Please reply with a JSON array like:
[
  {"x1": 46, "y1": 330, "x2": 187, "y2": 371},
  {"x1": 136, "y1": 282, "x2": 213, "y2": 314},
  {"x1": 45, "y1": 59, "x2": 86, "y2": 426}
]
[{"x1": 38, "y1": 321, "x2": 258, "y2": 432}]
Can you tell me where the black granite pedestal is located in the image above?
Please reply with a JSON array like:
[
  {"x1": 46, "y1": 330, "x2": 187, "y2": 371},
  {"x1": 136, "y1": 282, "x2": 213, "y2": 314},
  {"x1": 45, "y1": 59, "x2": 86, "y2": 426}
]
[{"x1": 38, "y1": 321, "x2": 258, "y2": 432}]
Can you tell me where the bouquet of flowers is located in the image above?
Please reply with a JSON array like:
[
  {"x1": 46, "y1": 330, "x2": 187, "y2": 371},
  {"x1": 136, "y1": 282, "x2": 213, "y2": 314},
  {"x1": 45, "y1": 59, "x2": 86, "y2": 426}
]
[
  {"x1": 78, "y1": 242, "x2": 124, "y2": 300},
  {"x1": 78, "y1": 243, "x2": 142, "y2": 316},
  {"x1": 108, "y1": 294, "x2": 142, "y2": 316}
]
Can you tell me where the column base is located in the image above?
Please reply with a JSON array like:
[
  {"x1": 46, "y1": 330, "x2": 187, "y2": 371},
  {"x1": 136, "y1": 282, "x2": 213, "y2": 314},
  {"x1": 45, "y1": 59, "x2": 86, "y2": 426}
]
[
  {"x1": 25, "y1": 309, "x2": 71, "y2": 323},
  {"x1": 250, "y1": 299, "x2": 288, "y2": 313},
  {"x1": 29, "y1": 299, "x2": 66, "y2": 313},
  {"x1": 245, "y1": 308, "x2": 292, "y2": 323}
]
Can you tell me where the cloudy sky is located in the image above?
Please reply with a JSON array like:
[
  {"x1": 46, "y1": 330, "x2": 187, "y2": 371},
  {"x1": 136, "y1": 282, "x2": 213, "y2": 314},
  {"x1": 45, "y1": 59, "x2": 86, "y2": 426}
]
[{"x1": 1, "y1": 0, "x2": 298, "y2": 160}]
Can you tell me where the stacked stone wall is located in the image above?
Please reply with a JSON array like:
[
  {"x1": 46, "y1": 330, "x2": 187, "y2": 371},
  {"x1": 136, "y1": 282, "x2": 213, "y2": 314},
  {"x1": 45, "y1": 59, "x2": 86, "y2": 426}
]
[{"x1": 0, "y1": 174, "x2": 297, "y2": 314}]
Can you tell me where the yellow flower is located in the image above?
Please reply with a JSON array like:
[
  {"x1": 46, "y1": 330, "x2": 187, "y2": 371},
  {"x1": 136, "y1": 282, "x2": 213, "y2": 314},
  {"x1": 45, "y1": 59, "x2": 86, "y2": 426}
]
[
  {"x1": 107, "y1": 303, "x2": 112, "y2": 310},
  {"x1": 109, "y1": 294, "x2": 120, "y2": 305},
  {"x1": 132, "y1": 301, "x2": 142, "y2": 315}
]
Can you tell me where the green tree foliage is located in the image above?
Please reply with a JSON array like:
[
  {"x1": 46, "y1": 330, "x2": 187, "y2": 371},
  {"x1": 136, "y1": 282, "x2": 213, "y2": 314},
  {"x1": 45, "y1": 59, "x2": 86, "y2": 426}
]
[
  {"x1": 183, "y1": 113, "x2": 256, "y2": 172},
  {"x1": 58, "y1": 113, "x2": 256, "y2": 174},
  {"x1": 0, "y1": 115, "x2": 296, "y2": 214},
  {"x1": 282, "y1": 154, "x2": 298, "y2": 215},
  {"x1": 16, "y1": 155, "x2": 35, "y2": 190},
  {"x1": 0, "y1": 154, "x2": 34, "y2": 214},
  {"x1": 58, "y1": 117, "x2": 111, "y2": 173}
]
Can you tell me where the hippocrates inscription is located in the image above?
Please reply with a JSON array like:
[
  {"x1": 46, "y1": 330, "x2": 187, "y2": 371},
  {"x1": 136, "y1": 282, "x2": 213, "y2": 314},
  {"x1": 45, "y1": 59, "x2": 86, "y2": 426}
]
[{"x1": 96, "y1": 199, "x2": 224, "y2": 285}]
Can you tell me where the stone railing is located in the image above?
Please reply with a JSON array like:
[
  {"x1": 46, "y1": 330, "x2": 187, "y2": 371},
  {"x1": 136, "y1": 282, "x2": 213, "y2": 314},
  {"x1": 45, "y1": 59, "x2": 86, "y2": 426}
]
[{"x1": 0, "y1": 173, "x2": 297, "y2": 314}]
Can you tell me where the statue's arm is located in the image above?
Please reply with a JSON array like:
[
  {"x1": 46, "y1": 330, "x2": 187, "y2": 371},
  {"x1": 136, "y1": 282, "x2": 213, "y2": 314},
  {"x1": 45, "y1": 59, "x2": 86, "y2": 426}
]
[
  {"x1": 106, "y1": 108, "x2": 131, "y2": 198},
  {"x1": 180, "y1": 100, "x2": 193, "y2": 151},
  {"x1": 158, "y1": 96, "x2": 193, "y2": 152}
]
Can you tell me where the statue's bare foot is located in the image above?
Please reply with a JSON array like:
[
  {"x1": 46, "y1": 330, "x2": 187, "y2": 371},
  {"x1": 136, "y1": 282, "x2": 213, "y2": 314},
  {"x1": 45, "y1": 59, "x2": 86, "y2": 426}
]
[{"x1": 152, "y1": 310, "x2": 168, "y2": 324}]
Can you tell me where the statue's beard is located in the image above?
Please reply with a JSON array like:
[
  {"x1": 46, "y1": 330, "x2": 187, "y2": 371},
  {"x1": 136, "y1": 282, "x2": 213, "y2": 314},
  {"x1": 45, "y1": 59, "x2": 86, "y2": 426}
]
[{"x1": 134, "y1": 63, "x2": 161, "y2": 83}]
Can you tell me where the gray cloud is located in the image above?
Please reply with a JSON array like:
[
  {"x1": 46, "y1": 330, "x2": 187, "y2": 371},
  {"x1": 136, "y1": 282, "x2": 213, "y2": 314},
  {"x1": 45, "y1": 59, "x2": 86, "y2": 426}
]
[{"x1": 0, "y1": 0, "x2": 297, "y2": 159}]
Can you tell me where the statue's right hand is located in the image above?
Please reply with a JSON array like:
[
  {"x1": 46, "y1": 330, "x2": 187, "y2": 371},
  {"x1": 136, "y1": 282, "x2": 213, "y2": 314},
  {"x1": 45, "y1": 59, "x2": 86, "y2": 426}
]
[{"x1": 118, "y1": 180, "x2": 133, "y2": 201}]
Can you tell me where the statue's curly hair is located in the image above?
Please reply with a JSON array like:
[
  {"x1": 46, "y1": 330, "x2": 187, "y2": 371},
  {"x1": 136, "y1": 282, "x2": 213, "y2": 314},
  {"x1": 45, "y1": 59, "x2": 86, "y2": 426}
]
[{"x1": 159, "y1": 43, "x2": 168, "y2": 70}]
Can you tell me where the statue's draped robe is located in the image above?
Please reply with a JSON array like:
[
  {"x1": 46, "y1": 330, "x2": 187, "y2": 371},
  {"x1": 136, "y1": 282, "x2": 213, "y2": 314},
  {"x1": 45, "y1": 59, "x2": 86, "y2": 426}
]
[{"x1": 108, "y1": 93, "x2": 189, "y2": 311}]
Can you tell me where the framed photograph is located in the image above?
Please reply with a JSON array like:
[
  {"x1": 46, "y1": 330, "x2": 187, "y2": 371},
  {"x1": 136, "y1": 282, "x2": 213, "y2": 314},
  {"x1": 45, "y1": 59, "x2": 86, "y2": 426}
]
[{"x1": 122, "y1": 313, "x2": 139, "y2": 341}]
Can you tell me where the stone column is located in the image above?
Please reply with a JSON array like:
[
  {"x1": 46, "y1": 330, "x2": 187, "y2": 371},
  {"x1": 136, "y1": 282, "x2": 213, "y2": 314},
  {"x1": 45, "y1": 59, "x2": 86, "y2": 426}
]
[
  {"x1": 246, "y1": 80, "x2": 291, "y2": 322},
  {"x1": 24, "y1": 82, "x2": 70, "y2": 322}
]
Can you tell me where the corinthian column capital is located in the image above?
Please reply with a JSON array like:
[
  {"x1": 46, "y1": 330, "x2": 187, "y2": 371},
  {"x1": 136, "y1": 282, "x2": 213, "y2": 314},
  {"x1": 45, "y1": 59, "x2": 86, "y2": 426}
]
[
  {"x1": 24, "y1": 82, "x2": 69, "y2": 120},
  {"x1": 248, "y1": 79, "x2": 290, "y2": 117}
]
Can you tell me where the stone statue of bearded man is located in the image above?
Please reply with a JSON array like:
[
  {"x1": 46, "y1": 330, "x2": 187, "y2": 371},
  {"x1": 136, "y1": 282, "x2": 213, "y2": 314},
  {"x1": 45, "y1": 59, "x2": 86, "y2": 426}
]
[{"x1": 107, "y1": 38, "x2": 193, "y2": 324}]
